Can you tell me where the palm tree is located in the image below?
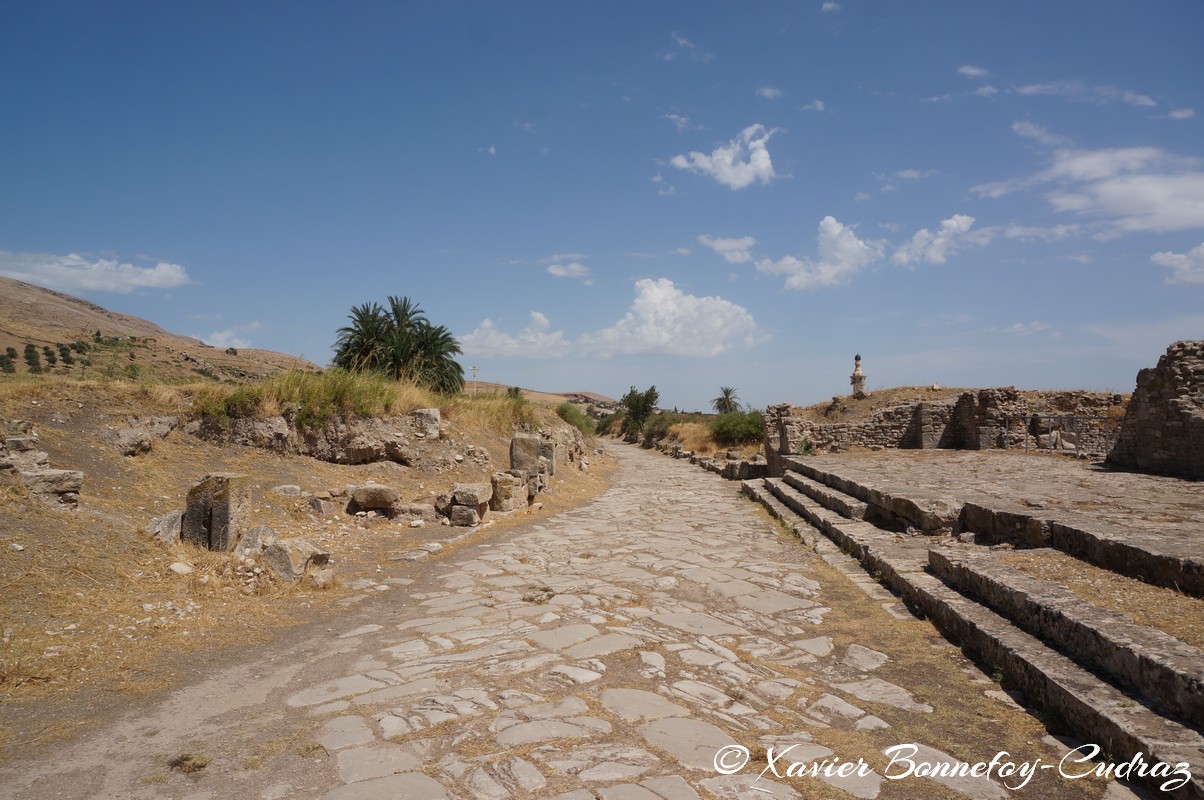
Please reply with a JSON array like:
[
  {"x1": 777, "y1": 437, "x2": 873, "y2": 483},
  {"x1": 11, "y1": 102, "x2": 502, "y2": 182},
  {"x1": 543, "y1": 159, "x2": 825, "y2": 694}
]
[
  {"x1": 332, "y1": 296, "x2": 464, "y2": 394},
  {"x1": 711, "y1": 386, "x2": 741, "y2": 414}
]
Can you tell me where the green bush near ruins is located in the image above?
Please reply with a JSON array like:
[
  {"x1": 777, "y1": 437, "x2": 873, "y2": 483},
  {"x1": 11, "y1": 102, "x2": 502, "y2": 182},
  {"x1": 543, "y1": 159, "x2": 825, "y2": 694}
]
[
  {"x1": 709, "y1": 409, "x2": 765, "y2": 446},
  {"x1": 332, "y1": 295, "x2": 465, "y2": 394},
  {"x1": 556, "y1": 401, "x2": 595, "y2": 435}
]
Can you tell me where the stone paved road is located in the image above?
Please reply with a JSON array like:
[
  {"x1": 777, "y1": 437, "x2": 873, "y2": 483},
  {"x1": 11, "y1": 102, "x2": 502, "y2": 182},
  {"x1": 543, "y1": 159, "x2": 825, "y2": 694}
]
[{"x1": 2, "y1": 445, "x2": 1125, "y2": 800}]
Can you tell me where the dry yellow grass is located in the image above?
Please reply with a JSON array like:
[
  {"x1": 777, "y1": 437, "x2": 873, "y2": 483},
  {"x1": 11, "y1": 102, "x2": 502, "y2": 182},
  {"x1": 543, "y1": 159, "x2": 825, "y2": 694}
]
[{"x1": 664, "y1": 421, "x2": 718, "y2": 454}]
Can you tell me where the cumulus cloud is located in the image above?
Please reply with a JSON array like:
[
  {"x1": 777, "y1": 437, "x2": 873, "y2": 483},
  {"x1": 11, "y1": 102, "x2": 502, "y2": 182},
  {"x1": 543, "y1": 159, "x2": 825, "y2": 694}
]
[
  {"x1": 0, "y1": 250, "x2": 194, "y2": 294},
  {"x1": 581, "y1": 278, "x2": 763, "y2": 356},
  {"x1": 958, "y1": 65, "x2": 989, "y2": 78},
  {"x1": 463, "y1": 280, "x2": 763, "y2": 359},
  {"x1": 200, "y1": 321, "x2": 264, "y2": 350},
  {"x1": 893, "y1": 214, "x2": 997, "y2": 265},
  {"x1": 820, "y1": 1, "x2": 841, "y2": 11},
  {"x1": 756, "y1": 86, "x2": 783, "y2": 99},
  {"x1": 697, "y1": 234, "x2": 757, "y2": 264},
  {"x1": 461, "y1": 312, "x2": 572, "y2": 358},
  {"x1": 975, "y1": 85, "x2": 999, "y2": 97},
  {"x1": 538, "y1": 252, "x2": 589, "y2": 264},
  {"x1": 547, "y1": 262, "x2": 593, "y2": 284},
  {"x1": 670, "y1": 124, "x2": 780, "y2": 190},
  {"x1": 755, "y1": 216, "x2": 885, "y2": 290},
  {"x1": 801, "y1": 99, "x2": 828, "y2": 112},
  {"x1": 1160, "y1": 108, "x2": 1195, "y2": 120},
  {"x1": 1151, "y1": 243, "x2": 1204, "y2": 285}
]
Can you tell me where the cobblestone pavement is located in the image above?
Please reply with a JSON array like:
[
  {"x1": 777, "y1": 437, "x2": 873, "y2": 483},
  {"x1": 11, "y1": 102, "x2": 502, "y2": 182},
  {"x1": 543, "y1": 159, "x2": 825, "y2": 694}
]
[{"x1": 3, "y1": 445, "x2": 1131, "y2": 800}]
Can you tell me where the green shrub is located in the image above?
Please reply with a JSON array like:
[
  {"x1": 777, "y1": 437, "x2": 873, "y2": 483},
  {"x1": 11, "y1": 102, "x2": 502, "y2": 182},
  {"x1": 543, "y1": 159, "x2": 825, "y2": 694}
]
[
  {"x1": 642, "y1": 411, "x2": 689, "y2": 442},
  {"x1": 595, "y1": 411, "x2": 626, "y2": 436},
  {"x1": 556, "y1": 402, "x2": 594, "y2": 436},
  {"x1": 710, "y1": 410, "x2": 764, "y2": 446}
]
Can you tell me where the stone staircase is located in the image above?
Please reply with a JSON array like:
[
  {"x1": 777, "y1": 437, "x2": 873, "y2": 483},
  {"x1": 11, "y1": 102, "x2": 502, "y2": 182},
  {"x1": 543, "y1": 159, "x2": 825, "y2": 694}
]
[{"x1": 742, "y1": 458, "x2": 1204, "y2": 800}]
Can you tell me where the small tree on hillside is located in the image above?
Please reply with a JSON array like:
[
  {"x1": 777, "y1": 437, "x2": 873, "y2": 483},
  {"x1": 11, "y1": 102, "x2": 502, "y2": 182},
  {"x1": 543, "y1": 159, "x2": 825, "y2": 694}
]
[
  {"x1": 711, "y1": 386, "x2": 742, "y2": 414},
  {"x1": 620, "y1": 385, "x2": 659, "y2": 437}
]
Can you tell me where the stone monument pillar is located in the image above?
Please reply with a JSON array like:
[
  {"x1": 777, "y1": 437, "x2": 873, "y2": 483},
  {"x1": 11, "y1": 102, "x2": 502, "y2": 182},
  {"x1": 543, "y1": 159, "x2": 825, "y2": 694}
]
[{"x1": 850, "y1": 353, "x2": 867, "y2": 399}]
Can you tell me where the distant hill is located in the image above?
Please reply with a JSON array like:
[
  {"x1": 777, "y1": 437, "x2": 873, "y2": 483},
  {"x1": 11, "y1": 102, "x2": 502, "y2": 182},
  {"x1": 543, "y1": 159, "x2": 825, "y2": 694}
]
[{"x1": 0, "y1": 277, "x2": 317, "y2": 382}]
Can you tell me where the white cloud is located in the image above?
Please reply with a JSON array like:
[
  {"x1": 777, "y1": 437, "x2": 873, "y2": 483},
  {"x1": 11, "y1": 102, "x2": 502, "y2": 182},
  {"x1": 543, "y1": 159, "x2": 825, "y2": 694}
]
[
  {"x1": 982, "y1": 321, "x2": 1051, "y2": 335},
  {"x1": 893, "y1": 214, "x2": 997, "y2": 265},
  {"x1": 1016, "y1": 80, "x2": 1160, "y2": 109},
  {"x1": 671, "y1": 247, "x2": 691, "y2": 256},
  {"x1": 756, "y1": 86, "x2": 783, "y2": 100},
  {"x1": 547, "y1": 262, "x2": 594, "y2": 284},
  {"x1": 975, "y1": 85, "x2": 999, "y2": 97},
  {"x1": 1158, "y1": 108, "x2": 1195, "y2": 121},
  {"x1": 662, "y1": 113, "x2": 700, "y2": 132},
  {"x1": 755, "y1": 216, "x2": 885, "y2": 290},
  {"x1": 854, "y1": 191, "x2": 872, "y2": 202},
  {"x1": 581, "y1": 278, "x2": 762, "y2": 356},
  {"x1": 480, "y1": 145, "x2": 497, "y2": 155},
  {"x1": 1012, "y1": 121, "x2": 1071, "y2": 147},
  {"x1": 972, "y1": 132, "x2": 1204, "y2": 236},
  {"x1": 820, "y1": 1, "x2": 841, "y2": 11},
  {"x1": 670, "y1": 123, "x2": 780, "y2": 190},
  {"x1": 958, "y1": 65, "x2": 989, "y2": 78},
  {"x1": 801, "y1": 99, "x2": 828, "y2": 112},
  {"x1": 0, "y1": 250, "x2": 194, "y2": 294},
  {"x1": 462, "y1": 280, "x2": 763, "y2": 359},
  {"x1": 1123, "y1": 91, "x2": 1157, "y2": 107},
  {"x1": 537, "y1": 252, "x2": 589, "y2": 264},
  {"x1": 662, "y1": 31, "x2": 713, "y2": 63},
  {"x1": 1151, "y1": 243, "x2": 1204, "y2": 285},
  {"x1": 697, "y1": 234, "x2": 757, "y2": 264},
  {"x1": 1004, "y1": 224, "x2": 1080, "y2": 242},
  {"x1": 200, "y1": 321, "x2": 264, "y2": 350},
  {"x1": 461, "y1": 312, "x2": 572, "y2": 358}
]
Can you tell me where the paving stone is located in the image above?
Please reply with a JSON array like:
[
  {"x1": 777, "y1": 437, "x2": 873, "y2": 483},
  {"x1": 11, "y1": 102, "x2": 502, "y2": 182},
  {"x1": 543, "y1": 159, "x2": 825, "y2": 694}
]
[
  {"x1": 639, "y1": 717, "x2": 739, "y2": 770},
  {"x1": 528, "y1": 623, "x2": 600, "y2": 650},
  {"x1": 549, "y1": 664, "x2": 603, "y2": 684},
  {"x1": 563, "y1": 632, "x2": 643, "y2": 659},
  {"x1": 808, "y1": 693, "x2": 866, "y2": 720},
  {"x1": 841, "y1": 644, "x2": 889, "y2": 672},
  {"x1": 319, "y1": 716, "x2": 374, "y2": 751},
  {"x1": 833, "y1": 679, "x2": 933, "y2": 713},
  {"x1": 320, "y1": 772, "x2": 448, "y2": 800},
  {"x1": 599, "y1": 688, "x2": 689, "y2": 721},
  {"x1": 652, "y1": 612, "x2": 746, "y2": 637},
  {"x1": 336, "y1": 744, "x2": 420, "y2": 782},
  {"x1": 495, "y1": 716, "x2": 612, "y2": 745},
  {"x1": 638, "y1": 776, "x2": 703, "y2": 800},
  {"x1": 288, "y1": 674, "x2": 387, "y2": 707}
]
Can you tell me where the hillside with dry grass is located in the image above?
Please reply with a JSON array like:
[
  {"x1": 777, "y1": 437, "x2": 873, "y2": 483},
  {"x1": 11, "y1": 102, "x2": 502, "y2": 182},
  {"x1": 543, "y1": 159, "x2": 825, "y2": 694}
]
[{"x1": 0, "y1": 277, "x2": 317, "y2": 382}]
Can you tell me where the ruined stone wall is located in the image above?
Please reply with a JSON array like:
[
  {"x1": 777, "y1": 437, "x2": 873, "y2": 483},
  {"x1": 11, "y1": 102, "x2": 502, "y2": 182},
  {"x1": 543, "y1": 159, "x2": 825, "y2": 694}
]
[
  {"x1": 764, "y1": 389, "x2": 1123, "y2": 471},
  {"x1": 1107, "y1": 340, "x2": 1204, "y2": 479}
]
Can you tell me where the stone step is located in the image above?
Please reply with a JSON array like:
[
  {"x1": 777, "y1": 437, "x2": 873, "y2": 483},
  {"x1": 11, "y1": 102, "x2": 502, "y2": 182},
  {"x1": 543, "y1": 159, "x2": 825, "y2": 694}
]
[
  {"x1": 781, "y1": 456, "x2": 957, "y2": 533},
  {"x1": 930, "y1": 548, "x2": 1204, "y2": 731},
  {"x1": 781, "y1": 471, "x2": 868, "y2": 520},
  {"x1": 739, "y1": 481, "x2": 820, "y2": 549},
  {"x1": 782, "y1": 456, "x2": 1202, "y2": 595},
  {"x1": 740, "y1": 480, "x2": 1204, "y2": 800}
]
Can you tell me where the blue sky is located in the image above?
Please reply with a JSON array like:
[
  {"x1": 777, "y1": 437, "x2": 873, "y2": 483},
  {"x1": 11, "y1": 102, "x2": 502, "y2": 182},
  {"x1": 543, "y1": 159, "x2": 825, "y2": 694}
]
[{"x1": 2, "y1": 2, "x2": 1202, "y2": 410}]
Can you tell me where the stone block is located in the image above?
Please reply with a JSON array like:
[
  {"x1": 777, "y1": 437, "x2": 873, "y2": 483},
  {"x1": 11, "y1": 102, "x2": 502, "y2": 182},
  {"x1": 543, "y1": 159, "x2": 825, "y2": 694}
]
[
  {"x1": 449, "y1": 505, "x2": 480, "y2": 526},
  {"x1": 263, "y1": 537, "x2": 330, "y2": 583},
  {"x1": 412, "y1": 408, "x2": 441, "y2": 438},
  {"x1": 182, "y1": 472, "x2": 250, "y2": 551},
  {"x1": 490, "y1": 472, "x2": 526, "y2": 511},
  {"x1": 394, "y1": 502, "x2": 437, "y2": 523},
  {"x1": 20, "y1": 469, "x2": 84, "y2": 496},
  {"x1": 451, "y1": 482, "x2": 492, "y2": 506},
  {"x1": 510, "y1": 433, "x2": 542, "y2": 473},
  {"x1": 349, "y1": 483, "x2": 400, "y2": 515},
  {"x1": 145, "y1": 509, "x2": 183, "y2": 544},
  {"x1": 538, "y1": 441, "x2": 558, "y2": 476}
]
